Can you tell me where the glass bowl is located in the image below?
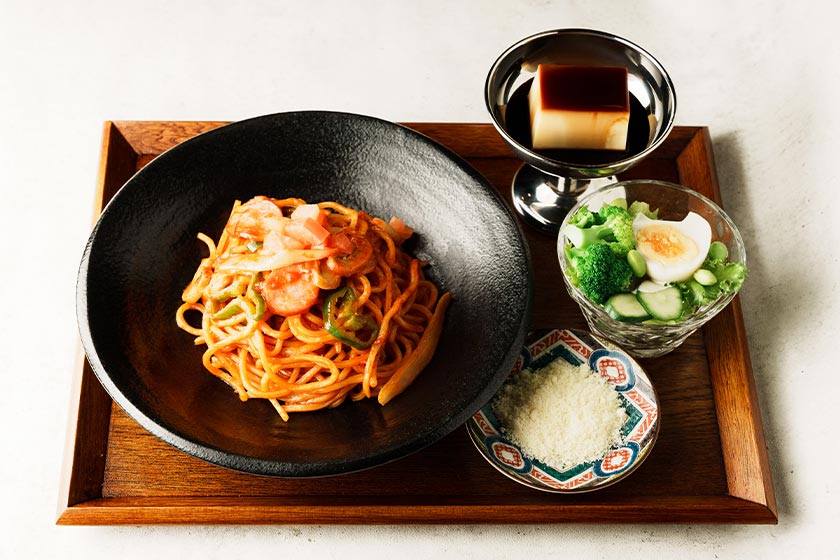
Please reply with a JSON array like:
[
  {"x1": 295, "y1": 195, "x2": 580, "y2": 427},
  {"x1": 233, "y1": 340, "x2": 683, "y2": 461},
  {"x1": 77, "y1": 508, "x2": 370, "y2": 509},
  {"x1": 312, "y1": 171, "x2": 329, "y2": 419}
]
[{"x1": 557, "y1": 180, "x2": 747, "y2": 358}]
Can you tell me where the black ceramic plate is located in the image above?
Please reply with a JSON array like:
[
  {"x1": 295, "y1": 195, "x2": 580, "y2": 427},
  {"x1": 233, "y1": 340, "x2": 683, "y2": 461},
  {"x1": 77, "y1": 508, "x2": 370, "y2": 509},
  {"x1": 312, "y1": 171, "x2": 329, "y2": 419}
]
[{"x1": 77, "y1": 111, "x2": 532, "y2": 477}]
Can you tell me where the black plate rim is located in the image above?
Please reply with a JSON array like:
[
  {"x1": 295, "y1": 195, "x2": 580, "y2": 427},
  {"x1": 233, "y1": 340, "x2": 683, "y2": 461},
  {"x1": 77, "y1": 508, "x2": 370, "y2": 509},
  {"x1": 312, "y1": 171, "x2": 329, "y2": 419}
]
[{"x1": 76, "y1": 110, "x2": 534, "y2": 477}]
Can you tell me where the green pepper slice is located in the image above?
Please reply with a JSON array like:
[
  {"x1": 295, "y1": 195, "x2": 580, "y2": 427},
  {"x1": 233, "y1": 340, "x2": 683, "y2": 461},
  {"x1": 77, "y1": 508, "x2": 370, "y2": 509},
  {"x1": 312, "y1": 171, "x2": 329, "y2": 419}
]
[
  {"x1": 213, "y1": 300, "x2": 242, "y2": 319},
  {"x1": 214, "y1": 273, "x2": 264, "y2": 321},
  {"x1": 246, "y1": 272, "x2": 265, "y2": 321},
  {"x1": 322, "y1": 286, "x2": 379, "y2": 350}
]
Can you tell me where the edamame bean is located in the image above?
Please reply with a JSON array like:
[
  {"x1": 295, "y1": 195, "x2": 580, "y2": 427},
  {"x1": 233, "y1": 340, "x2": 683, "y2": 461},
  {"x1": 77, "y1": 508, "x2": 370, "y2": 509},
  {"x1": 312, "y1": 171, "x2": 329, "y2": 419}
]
[
  {"x1": 708, "y1": 241, "x2": 728, "y2": 261},
  {"x1": 627, "y1": 249, "x2": 647, "y2": 278}
]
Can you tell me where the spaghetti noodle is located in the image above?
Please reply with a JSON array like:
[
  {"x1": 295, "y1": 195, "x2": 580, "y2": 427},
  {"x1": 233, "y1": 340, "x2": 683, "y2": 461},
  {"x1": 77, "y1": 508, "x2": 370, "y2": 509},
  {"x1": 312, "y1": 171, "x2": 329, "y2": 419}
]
[{"x1": 176, "y1": 196, "x2": 450, "y2": 421}]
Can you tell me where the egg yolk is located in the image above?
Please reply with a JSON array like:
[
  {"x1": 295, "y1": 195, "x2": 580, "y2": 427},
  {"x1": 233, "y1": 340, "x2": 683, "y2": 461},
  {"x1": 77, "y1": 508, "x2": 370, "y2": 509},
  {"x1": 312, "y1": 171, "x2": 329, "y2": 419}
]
[{"x1": 635, "y1": 224, "x2": 698, "y2": 264}]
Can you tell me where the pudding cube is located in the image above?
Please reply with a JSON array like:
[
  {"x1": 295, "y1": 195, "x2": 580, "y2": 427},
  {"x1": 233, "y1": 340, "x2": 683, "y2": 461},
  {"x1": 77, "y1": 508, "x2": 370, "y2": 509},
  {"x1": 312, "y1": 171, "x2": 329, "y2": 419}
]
[{"x1": 528, "y1": 64, "x2": 630, "y2": 151}]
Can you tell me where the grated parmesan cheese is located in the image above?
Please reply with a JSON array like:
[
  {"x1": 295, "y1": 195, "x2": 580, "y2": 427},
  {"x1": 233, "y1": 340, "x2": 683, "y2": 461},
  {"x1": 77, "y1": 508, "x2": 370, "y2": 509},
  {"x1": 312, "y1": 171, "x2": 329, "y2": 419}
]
[{"x1": 492, "y1": 359, "x2": 627, "y2": 470}]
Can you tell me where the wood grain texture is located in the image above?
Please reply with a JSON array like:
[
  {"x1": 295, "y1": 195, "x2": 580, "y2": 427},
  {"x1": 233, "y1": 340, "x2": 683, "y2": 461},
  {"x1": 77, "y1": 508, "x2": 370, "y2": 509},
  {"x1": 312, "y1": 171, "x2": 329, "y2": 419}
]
[
  {"x1": 59, "y1": 123, "x2": 137, "y2": 514},
  {"x1": 675, "y1": 130, "x2": 777, "y2": 517},
  {"x1": 57, "y1": 122, "x2": 776, "y2": 525}
]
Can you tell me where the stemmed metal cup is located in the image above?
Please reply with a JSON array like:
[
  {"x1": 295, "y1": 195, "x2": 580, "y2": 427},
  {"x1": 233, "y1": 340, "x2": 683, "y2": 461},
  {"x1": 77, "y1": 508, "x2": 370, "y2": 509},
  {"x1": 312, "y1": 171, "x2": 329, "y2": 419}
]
[{"x1": 485, "y1": 28, "x2": 677, "y2": 232}]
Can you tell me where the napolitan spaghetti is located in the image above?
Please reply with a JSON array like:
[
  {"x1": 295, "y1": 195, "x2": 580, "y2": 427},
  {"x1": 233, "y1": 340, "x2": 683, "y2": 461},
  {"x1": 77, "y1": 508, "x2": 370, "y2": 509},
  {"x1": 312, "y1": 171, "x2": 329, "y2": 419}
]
[{"x1": 176, "y1": 195, "x2": 450, "y2": 421}]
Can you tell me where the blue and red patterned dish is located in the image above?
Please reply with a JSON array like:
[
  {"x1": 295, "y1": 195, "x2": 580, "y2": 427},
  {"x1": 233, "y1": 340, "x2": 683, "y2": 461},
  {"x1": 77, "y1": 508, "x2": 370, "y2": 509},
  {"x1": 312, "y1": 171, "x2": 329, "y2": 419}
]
[{"x1": 467, "y1": 328, "x2": 660, "y2": 493}]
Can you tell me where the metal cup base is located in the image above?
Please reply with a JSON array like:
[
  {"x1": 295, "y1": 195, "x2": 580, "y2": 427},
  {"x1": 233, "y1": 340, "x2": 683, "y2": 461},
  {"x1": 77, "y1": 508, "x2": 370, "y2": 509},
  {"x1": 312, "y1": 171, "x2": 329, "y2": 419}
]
[{"x1": 510, "y1": 163, "x2": 617, "y2": 233}]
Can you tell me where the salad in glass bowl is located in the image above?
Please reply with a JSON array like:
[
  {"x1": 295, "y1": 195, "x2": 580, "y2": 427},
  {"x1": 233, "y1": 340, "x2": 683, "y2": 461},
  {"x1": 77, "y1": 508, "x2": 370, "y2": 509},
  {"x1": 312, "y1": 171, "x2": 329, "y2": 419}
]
[{"x1": 557, "y1": 180, "x2": 747, "y2": 358}]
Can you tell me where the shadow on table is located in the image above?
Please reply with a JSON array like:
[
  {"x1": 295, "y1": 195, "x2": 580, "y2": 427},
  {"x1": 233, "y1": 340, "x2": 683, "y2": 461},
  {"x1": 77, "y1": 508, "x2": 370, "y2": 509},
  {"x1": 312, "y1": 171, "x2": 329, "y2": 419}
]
[{"x1": 711, "y1": 130, "x2": 792, "y2": 523}]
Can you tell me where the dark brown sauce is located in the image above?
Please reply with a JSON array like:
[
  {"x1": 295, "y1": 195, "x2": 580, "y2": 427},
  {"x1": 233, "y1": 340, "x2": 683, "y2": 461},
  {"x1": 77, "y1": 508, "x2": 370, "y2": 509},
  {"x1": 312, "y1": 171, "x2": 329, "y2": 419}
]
[
  {"x1": 505, "y1": 77, "x2": 651, "y2": 166},
  {"x1": 537, "y1": 65, "x2": 628, "y2": 112}
]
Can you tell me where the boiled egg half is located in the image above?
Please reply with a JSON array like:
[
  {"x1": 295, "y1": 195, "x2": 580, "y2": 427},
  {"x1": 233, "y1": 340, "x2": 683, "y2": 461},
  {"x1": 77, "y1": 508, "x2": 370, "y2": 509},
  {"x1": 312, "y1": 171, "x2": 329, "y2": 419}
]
[{"x1": 632, "y1": 212, "x2": 712, "y2": 284}]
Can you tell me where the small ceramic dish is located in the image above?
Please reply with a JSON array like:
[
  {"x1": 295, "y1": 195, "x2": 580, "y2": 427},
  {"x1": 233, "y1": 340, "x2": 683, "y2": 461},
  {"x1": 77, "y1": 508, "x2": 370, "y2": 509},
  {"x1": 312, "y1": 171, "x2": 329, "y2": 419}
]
[{"x1": 467, "y1": 328, "x2": 660, "y2": 493}]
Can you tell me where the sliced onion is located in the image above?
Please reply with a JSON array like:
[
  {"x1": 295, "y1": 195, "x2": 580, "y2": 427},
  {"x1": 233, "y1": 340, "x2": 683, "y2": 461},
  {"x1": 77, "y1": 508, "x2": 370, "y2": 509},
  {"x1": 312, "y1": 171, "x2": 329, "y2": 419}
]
[{"x1": 215, "y1": 247, "x2": 338, "y2": 272}]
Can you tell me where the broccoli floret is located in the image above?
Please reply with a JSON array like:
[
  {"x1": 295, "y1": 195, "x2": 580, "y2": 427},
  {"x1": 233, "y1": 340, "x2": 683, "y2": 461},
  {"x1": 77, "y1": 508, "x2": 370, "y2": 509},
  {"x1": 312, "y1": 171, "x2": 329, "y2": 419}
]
[
  {"x1": 568, "y1": 206, "x2": 598, "y2": 228},
  {"x1": 597, "y1": 205, "x2": 635, "y2": 248},
  {"x1": 564, "y1": 203, "x2": 635, "y2": 256},
  {"x1": 565, "y1": 243, "x2": 634, "y2": 304}
]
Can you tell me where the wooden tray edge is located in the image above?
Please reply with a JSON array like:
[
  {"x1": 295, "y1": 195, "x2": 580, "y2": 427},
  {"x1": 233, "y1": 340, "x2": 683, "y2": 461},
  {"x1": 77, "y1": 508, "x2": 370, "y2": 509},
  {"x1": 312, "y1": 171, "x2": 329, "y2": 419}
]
[
  {"x1": 58, "y1": 122, "x2": 129, "y2": 519},
  {"x1": 676, "y1": 129, "x2": 777, "y2": 522},
  {"x1": 58, "y1": 121, "x2": 777, "y2": 525},
  {"x1": 57, "y1": 495, "x2": 777, "y2": 526}
]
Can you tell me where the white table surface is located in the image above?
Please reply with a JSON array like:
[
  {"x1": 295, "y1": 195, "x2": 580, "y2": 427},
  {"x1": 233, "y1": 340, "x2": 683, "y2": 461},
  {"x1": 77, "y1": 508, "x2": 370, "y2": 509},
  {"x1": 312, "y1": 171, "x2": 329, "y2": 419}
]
[{"x1": 2, "y1": 0, "x2": 838, "y2": 557}]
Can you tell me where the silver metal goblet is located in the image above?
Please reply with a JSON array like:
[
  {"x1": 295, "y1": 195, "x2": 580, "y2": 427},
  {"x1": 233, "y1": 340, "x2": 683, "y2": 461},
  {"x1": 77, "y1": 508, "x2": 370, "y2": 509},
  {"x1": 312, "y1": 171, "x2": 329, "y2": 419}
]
[{"x1": 485, "y1": 28, "x2": 677, "y2": 232}]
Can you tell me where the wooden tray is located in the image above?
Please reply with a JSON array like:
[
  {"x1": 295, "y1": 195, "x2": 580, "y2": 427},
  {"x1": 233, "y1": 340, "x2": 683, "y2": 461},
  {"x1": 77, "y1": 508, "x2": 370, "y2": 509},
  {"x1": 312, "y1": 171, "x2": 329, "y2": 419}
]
[{"x1": 58, "y1": 122, "x2": 777, "y2": 525}]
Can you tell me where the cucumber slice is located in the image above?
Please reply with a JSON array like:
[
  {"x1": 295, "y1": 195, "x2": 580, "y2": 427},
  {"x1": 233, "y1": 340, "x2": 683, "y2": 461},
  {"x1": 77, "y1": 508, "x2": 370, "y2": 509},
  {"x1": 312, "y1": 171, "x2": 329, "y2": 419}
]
[
  {"x1": 636, "y1": 286, "x2": 684, "y2": 321},
  {"x1": 636, "y1": 280, "x2": 667, "y2": 293},
  {"x1": 605, "y1": 293, "x2": 651, "y2": 323}
]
